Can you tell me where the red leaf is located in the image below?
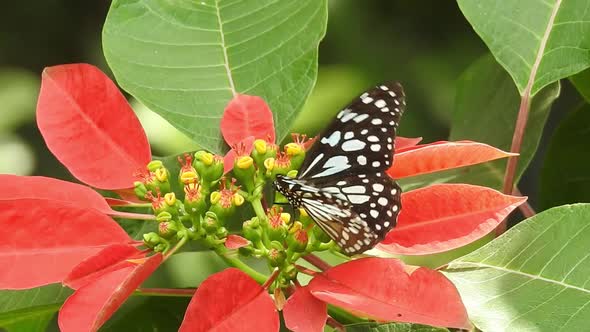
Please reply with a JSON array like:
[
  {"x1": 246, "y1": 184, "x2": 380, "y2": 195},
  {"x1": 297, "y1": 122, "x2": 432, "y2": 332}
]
[
  {"x1": 180, "y1": 268, "x2": 279, "y2": 332},
  {"x1": 64, "y1": 244, "x2": 145, "y2": 289},
  {"x1": 283, "y1": 286, "x2": 327, "y2": 332},
  {"x1": 225, "y1": 235, "x2": 250, "y2": 249},
  {"x1": 36, "y1": 64, "x2": 151, "y2": 189},
  {"x1": 379, "y1": 184, "x2": 526, "y2": 255},
  {"x1": 388, "y1": 141, "x2": 516, "y2": 179},
  {"x1": 395, "y1": 136, "x2": 422, "y2": 150},
  {"x1": 0, "y1": 199, "x2": 131, "y2": 289},
  {"x1": 308, "y1": 258, "x2": 470, "y2": 329},
  {"x1": 220, "y1": 94, "x2": 275, "y2": 146},
  {"x1": 223, "y1": 136, "x2": 255, "y2": 174},
  {"x1": 0, "y1": 174, "x2": 112, "y2": 214},
  {"x1": 58, "y1": 253, "x2": 162, "y2": 332}
]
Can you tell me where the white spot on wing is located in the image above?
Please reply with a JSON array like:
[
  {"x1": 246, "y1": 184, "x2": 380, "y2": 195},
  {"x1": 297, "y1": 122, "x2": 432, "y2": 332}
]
[
  {"x1": 321, "y1": 131, "x2": 341, "y2": 147},
  {"x1": 342, "y1": 139, "x2": 366, "y2": 152}
]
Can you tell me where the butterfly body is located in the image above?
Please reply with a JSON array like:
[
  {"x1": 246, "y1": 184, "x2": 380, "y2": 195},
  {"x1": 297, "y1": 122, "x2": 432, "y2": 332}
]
[{"x1": 273, "y1": 83, "x2": 405, "y2": 255}]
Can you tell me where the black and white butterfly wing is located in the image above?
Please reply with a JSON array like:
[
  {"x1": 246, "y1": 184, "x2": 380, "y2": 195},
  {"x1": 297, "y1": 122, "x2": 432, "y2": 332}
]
[
  {"x1": 298, "y1": 83, "x2": 405, "y2": 180},
  {"x1": 299, "y1": 172, "x2": 401, "y2": 255},
  {"x1": 273, "y1": 82, "x2": 405, "y2": 255}
]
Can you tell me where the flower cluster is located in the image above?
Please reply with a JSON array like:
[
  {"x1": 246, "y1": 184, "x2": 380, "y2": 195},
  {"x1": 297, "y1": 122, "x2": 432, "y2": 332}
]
[{"x1": 0, "y1": 64, "x2": 528, "y2": 331}]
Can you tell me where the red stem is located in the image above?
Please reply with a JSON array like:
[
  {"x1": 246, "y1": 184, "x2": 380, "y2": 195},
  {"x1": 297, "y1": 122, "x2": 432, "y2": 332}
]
[
  {"x1": 503, "y1": 93, "x2": 530, "y2": 194},
  {"x1": 302, "y1": 254, "x2": 332, "y2": 271},
  {"x1": 262, "y1": 268, "x2": 281, "y2": 289},
  {"x1": 513, "y1": 187, "x2": 536, "y2": 218},
  {"x1": 326, "y1": 317, "x2": 346, "y2": 332},
  {"x1": 136, "y1": 287, "x2": 195, "y2": 297},
  {"x1": 295, "y1": 265, "x2": 319, "y2": 276}
]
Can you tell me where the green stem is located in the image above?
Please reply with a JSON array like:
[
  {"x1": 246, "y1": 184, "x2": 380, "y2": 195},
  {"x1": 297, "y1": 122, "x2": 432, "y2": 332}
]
[
  {"x1": 251, "y1": 198, "x2": 267, "y2": 221},
  {"x1": 328, "y1": 305, "x2": 365, "y2": 325},
  {"x1": 214, "y1": 246, "x2": 267, "y2": 284},
  {"x1": 164, "y1": 236, "x2": 188, "y2": 260}
]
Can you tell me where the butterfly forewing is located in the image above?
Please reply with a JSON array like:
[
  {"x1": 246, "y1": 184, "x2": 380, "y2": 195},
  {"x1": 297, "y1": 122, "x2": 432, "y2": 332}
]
[{"x1": 298, "y1": 83, "x2": 405, "y2": 180}]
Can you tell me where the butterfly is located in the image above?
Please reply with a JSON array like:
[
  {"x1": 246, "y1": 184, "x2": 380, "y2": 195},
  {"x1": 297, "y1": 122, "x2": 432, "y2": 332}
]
[{"x1": 273, "y1": 83, "x2": 405, "y2": 255}]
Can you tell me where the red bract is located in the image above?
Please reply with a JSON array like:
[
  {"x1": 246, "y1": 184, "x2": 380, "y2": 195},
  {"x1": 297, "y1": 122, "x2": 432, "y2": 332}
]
[
  {"x1": 180, "y1": 268, "x2": 279, "y2": 332},
  {"x1": 64, "y1": 244, "x2": 145, "y2": 289},
  {"x1": 308, "y1": 258, "x2": 471, "y2": 329},
  {"x1": 379, "y1": 184, "x2": 527, "y2": 255},
  {"x1": 37, "y1": 63, "x2": 151, "y2": 190},
  {"x1": 395, "y1": 136, "x2": 422, "y2": 150},
  {"x1": 0, "y1": 200, "x2": 132, "y2": 289},
  {"x1": 58, "y1": 253, "x2": 162, "y2": 332},
  {"x1": 283, "y1": 286, "x2": 327, "y2": 332},
  {"x1": 220, "y1": 94, "x2": 275, "y2": 146},
  {"x1": 225, "y1": 234, "x2": 250, "y2": 249},
  {"x1": 223, "y1": 136, "x2": 255, "y2": 173},
  {"x1": 389, "y1": 141, "x2": 516, "y2": 179}
]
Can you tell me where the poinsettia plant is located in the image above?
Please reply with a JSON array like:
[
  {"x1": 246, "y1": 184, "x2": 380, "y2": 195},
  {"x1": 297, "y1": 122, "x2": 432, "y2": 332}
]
[
  {"x1": 5, "y1": 1, "x2": 590, "y2": 331},
  {"x1": 0, "y1": 63, "x2": 526, "y2": 331}
]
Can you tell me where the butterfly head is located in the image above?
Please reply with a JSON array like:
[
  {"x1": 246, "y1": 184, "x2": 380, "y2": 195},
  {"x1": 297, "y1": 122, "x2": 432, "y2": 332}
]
[{"x1": 273, "y1": 175, "x2": 302, "y2": 208}]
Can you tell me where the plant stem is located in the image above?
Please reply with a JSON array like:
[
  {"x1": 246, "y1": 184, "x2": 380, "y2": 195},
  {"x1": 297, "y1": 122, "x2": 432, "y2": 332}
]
[
  {"x1": 111, "y1": 211, "x2": 156, "y2": 220},
  {"x1": 164, "y1": 236, "x2": 188, "y2": 260},
  {"x1": 214, "y1": 246, "x2": 267, "y2": 284},
  {"x1": 295, "y1": 264, "x2": 318, "y2": 276},
  {"x1": 262, "y1": 268, "x2": 280, "y2": 289},
  {"x1": 327, "y1": 305, "x2": 364, "y2": 325},
  {"x1": 135, "y1": 287, "x2": 195, "y2": 297},
  {"x1": 326, "y1": 317, "x2": 346, "y2": 332},
  {"x1": 251, "y1": 197, "x2": 267, "y2": 221},
  {"x1": 513, "y1": 186, "x2": 536, "y2": 218},
  {"x1": 303, "y1": 253, "x2": 332, "y2": 271},
  {"x1": 502, "y1": 93, "x2": 530, "y2": 194}
]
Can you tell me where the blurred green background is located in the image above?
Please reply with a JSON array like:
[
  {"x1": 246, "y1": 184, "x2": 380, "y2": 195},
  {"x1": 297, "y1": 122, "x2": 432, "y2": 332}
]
[{"x1": 0, "y1": 1, "x2": 577, "y2": 208}]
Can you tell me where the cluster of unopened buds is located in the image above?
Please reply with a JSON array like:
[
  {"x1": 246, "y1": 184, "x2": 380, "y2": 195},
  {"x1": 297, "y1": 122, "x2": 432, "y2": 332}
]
[{"x1": 133, "y1": 135, "x2": 329, "y2": 286}]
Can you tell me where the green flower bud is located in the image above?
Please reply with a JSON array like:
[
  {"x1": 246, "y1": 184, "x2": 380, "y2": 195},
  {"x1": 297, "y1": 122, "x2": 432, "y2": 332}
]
[
  {"x1": 287, "y1": 221, "x2": 308, "y2": 253},
  {"x1": 283, "y1": 264, "x2": 298, "y2": 281},
  {"x1": 156, "y1": 211, "x2": 172, "y2": 223},
  {"x1": 184, "y1": 181, "x2": 207, "y2": 216},
  {"x1": 158, "y1": 221, "x2": 178, "y2": 238},
  {"x1": 202, "y1": 211, "x2": 220, "y2": 234},
  {"x1": 147, "y1": 160, "x2": 164, "y2": 172},
  {"x1": 268, "y1": 241, "x2": 286, "y2": 267},
  {"x1": 133, "y1": 181, "x2": 148, "y2": 201},
  {"x1": 233, "y1": 155, "x2": 256, "y2": 192},
  {"x1": 143, "y1": 232, "x2": 161, "y2": 247},
  {"x1": 284, "y1": 142, "x2": 305, "y2": 171},
  {"x1": 243, "y1": 217, "x2": 262, "y2": 242},
  {"x1": 216, "y1": 226, "x2": 228, "y2": 239},
  {"x1": 312, "y1": 225, "x2": 332, "y2": 244},
  {"x1": 154, "y1": 243, "x2": 167, "y2": 252},
  {"x1": 265, "y1": 207, "x2": 288, "y2": 242}
]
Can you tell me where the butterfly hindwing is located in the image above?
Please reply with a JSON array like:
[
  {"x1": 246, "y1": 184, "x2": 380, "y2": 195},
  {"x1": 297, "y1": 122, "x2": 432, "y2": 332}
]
[
  {"x1": 299, "y1": 172, "x2": 401, "y2": 255},
  {"x1": 298, "y1": 83, "x2": 405, "y2": 180}
]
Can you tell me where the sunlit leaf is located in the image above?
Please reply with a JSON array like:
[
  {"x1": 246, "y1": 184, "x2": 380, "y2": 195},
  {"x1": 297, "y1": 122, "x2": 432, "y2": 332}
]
[
  {"x1": 103, "y1": 0, "x2": 328, "y2": 153},
  {"x1": 379, "y1": 184, "x2": 526, "y2": 255},
  {"x1": 308, "y1": 258, "x2": 470, "y2": 329},
  {"x1": 458, "y1": 0, "x2": 590, "y2": 95},
  {"x1": 444, "y1": 204, "x2": 590, "y2": 331},
  {"x1": 0, "y1": 285, "x2": 71, "y2": 332},
  {"x1": 36, "y1": 64, "x2": 151, "y2": 189}
]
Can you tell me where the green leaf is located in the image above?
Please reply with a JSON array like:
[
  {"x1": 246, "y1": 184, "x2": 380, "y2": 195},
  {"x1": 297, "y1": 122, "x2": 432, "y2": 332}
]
[
  {"x1": 444, "y1": 204, "x2": 590, "y2": 331},
  {"x1": 346, "y1": 322, "x2": 448, "y2": 332},
  {"x1": 399, "y1": 55, "x2": 559, "y2": 191},
  {"x1": 0, "y1": 284, "x2": 71, "y2": 332},
  {"x1": 458, "y1": 0, "x2": 590, "y2": 96},
  {"x1": 103, "y1": 0, "x2": 328, "y2": 153},
  {"x1": 570, "y1": 68, "x2": 590, "y2": 102},
  {"x1": 540, "y1": 105, "x2": 590, "y2": 209}
]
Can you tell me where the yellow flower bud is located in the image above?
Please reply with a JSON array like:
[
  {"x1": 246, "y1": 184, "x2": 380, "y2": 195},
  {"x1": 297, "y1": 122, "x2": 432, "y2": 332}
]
[
  {"x1": 236, "y1": 156, "x2": 254, "y2": 169},
  {"x1": 210, "y1": 191, "x2": 221, "y2": 205},
  {"x1": 287, "y1": 170, "x2": 298, "y2": 178},
  {"x1": 154, "y1": 168, "x2": 168, "y2": 182},
  {"x1": 201, "y1": 152, "x2": 214, "y2": 166},
  {"x1": 280, "y1": 213, "x2": 291, "y2": 224},
  {"x1": 233, "y1": 193, "x2": 245, "y2": 206},
  {"x1": 254, "y1": 139, "x2": 267, "y2": 154},
  {"x1": 264, "y1": 158, "x2": 275, "y2": 171},
  {"x1": 180, "y1": 171, "x2": 198, "y2": 184},
  {"x1": 289, "y1": 221, "x2": 303, "y2": 234},
  {"x1": 284, "y1": 142, "x2": 303, "y2": 156},
  {"x1": 164, "y1": 192, "x2": 176, "y2": 206},
  {"x1": 299, "y1": 208, "x2": 308, "y2": 218}
]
